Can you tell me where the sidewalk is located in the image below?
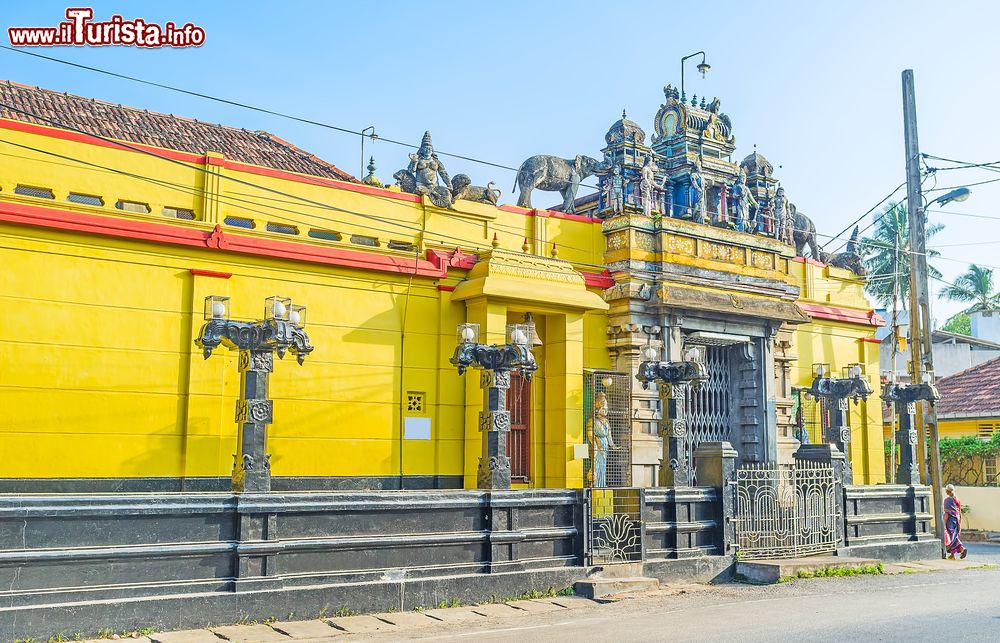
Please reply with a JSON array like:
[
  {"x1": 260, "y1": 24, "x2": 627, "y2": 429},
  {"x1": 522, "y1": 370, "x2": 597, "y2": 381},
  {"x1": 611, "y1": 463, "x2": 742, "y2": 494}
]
[{"x1": 81, "y1": 550, "x2": 998, "y2": 643}]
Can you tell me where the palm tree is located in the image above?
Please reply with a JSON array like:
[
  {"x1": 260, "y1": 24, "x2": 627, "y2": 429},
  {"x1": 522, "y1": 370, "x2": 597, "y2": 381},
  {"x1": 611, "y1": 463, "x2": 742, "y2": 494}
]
[
  {"x1": 939, "y1": 264, "x2": 1000, "y2": 312},
  {"x1": 861, "y1": 202, "x2": 943, "y2": 308}
]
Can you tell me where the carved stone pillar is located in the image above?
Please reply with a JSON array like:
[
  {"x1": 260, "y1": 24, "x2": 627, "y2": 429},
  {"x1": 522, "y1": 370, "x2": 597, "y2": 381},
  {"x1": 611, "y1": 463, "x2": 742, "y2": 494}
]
[
  {"x1": 658, "y1": 382, "x2": 691, "y2": 487},
  {"x1": 896, "y1": 401, "x2": 921, "y2": 485},
  {"x1": 233, "y1": 349, "x2": 274, "y2": 493},
  {"x1": 826, "y1": 397, "x2": 854, "y2": 485},
  {"x1": 477, "y1": 369, "x2": 512, "y2": 489}
]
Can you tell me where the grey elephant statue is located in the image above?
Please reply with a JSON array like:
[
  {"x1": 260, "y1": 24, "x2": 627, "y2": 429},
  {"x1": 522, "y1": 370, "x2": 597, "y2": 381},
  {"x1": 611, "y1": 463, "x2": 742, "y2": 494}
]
[
  {"x1": 825, "y1": 226, "x2": 867, "y2": 275},
  {"x1": 451, "y1": 174, "x2": 501, "y2": 205},
  {"x1": 790, "y1": 203, "x2": 820, "y2": 259},
  {"x1": 513, "y1": 154, "x2": 604, "y2": 213}
]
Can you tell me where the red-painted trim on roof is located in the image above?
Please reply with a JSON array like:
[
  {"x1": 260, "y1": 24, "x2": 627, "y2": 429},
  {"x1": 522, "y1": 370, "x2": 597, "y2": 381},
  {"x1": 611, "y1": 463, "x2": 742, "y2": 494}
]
[
  {"x1": 582, "y1": 270, "x2": 614, "y2": 288},
  {"x1": 799, "y1": 302, "x2": 886, "y2": 327},
  {"x1": 427, "y1": 248, "x2": 478, "y2": 270},
  {"x1": 0, "y1": 200, "x2": 450, "y2": 278},
  {"x1": 508, "y1": 205, "x2": 601, "y2": 224},
  {"x1": 437, "y1": 284, "x2": 457, "y2": 292},
  {"x1": 859, "y1": 337, "x2": 882, "y2": 344},
  {"x1": 189, "y1": 269, "x2": 232, "y2": 279},
  {"x1": 792, "y1": 256, "x2": 826, "y2": 267}
]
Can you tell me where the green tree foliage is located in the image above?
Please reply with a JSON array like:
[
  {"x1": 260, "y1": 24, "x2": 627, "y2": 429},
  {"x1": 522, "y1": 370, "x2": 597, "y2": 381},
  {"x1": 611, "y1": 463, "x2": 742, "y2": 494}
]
[
  {"x1": 939, "y1": 264, "x2": 1000, "y2": 312},
  {"x1": 941, "y1": 312, "x2": 972, "y2": 336},
  {"x1": 862, "y1": 202, "x2": 942, "y2": 307},
  {"x1": 939, "y1": 432, "x2": 1000, "y2": 463}
]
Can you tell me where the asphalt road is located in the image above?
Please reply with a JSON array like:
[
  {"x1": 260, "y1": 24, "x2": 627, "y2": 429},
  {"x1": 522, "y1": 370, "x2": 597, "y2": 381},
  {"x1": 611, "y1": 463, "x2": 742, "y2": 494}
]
[{"x1": 353, "y1": 543, "x2": 1000, "y2": 643}]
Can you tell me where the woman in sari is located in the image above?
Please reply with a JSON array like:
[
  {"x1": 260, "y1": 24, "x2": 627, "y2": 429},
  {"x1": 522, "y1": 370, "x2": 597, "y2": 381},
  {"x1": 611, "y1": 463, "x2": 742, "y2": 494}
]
[{"x1": 943, "y1": 484, "x2": 968, "y2": 560}]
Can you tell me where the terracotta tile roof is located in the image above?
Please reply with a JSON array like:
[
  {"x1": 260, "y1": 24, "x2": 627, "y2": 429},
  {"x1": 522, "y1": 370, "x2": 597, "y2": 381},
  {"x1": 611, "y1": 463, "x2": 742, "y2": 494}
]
[
  {"x1": 0, "y1": 80, "x2": 355, "y2": 182},
  {"x1": 935, "y1": 356, "x2": 1000, "y2": 418}
]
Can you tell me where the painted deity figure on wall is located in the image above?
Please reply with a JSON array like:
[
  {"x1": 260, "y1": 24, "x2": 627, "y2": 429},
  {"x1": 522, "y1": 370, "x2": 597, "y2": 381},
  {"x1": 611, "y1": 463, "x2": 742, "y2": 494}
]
[
  {"x1": 604, "y1": 165, "x2": 625, "y2": 216},
  {"x1": 640, "y1": 156, "x2": 657, "y2": 217},
  {"x1": 688, "y1": 161, "x2": 705, "y2": 223},
  {"x1": 588, "y1": 392, "x2": 615, "y2": 487},
  {"x1": 773, "y1": 186, "x2": 794, "y2": 245},
  {"x1": 730, "y1": 168, "x2": 758, "y2": 232}
]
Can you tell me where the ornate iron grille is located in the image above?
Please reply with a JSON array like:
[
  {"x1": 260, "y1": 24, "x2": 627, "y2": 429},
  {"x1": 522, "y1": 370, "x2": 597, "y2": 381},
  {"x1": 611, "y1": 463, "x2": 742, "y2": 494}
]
[
  {"x1": 586, "y1": 488, "x2": 644, "y2": 564},
  {"x1": 507, "y1": 371, "x2": 531, "y2": 482},
  {"x1": 583, "y1": 370, "x2": 632, "y2": 488},
  {"x1": 685, "y1": 345, "x2": 732, "y2": 465},
  {"x1": 733, "y1": 461, "x2": 841, "y2": 559}
]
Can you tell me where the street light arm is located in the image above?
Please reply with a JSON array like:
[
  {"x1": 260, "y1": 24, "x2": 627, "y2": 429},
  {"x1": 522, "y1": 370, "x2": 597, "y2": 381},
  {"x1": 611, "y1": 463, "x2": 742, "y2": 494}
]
[
  {"x1": 636, "y1": 359, "x2": 709, "y2": 389},
  {"x1": 195, "y1": 318, "x2": 314, "y2": 364},
  {"x1": 449, "y1": 343, "x2": 538, "y2": 377}
]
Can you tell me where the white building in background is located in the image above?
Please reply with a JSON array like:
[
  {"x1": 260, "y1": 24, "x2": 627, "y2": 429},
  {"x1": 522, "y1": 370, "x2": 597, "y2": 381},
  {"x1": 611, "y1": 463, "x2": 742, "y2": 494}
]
[{"x1": 877, "y1": 309, "x2": 1000, "y2": 382}]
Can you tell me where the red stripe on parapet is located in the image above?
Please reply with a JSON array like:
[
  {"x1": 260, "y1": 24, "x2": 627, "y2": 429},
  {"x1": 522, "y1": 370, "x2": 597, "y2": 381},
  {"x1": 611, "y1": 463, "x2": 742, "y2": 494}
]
[
  {"x1": 859, "y1": 337, "x2": 883, "y2": 344},
  {"x1": 437, "y1": 284, "x2": 457, "y2": 292},
  {"x1": 0, "y1": 200, "x2": 449, "y2": 278},
  {"x1": 501, "y1": 204, "x2": 601, "y2": 224},
  {"x1": 427, "y1": 248, "x2": 478, "y2": 270},
  {"x1": 582, "y1": 270, "x2": 614, "y2": 288},
  {"x1": 799, "y1": 302, "x2": 887, "y2": 327},
  {"x1": 189, "y1": 269, "x2": 232, "y2": 279},
  {"x1": 791, "y1": 256, "x2": 826, "y2": 267}
]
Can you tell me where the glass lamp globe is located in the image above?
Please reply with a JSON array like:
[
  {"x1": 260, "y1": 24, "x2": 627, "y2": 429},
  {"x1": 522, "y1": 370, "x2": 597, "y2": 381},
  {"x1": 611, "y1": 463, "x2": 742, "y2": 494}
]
[{"x1": 641, "y1": 345, "x2": 658, "y2": 362}]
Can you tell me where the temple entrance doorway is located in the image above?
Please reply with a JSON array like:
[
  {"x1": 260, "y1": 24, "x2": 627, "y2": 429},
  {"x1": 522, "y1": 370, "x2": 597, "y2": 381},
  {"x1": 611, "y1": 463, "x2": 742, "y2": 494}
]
[{"x1": 507, "y1": 371, "x2": 531, "y2": 482}]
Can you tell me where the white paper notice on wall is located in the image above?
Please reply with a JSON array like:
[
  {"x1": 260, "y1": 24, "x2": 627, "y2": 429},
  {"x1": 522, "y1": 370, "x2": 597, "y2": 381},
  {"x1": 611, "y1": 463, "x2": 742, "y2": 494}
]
[{"x1": 403, "y1": 416, "x2": 432, "y2": 440}]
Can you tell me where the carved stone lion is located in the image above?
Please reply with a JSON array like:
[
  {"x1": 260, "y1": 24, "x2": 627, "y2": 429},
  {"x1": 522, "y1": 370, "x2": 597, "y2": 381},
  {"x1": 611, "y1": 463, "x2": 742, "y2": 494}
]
[{"x1": 451, "y1": 174, "x2": 501, "y2": 205}]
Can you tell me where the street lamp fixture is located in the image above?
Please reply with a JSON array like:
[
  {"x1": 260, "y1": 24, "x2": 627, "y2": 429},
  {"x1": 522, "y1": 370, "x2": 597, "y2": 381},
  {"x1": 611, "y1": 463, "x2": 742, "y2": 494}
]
[
  {"x1": 883, "y1": 380, "x2": 940, "y2": 485},
  {"x1": 805, "y1": 364, "x2": 873, "y2": 484},
  {"x1": 450, "y1": 322, "x2": 538, "y2": 489},
  {"x1": 931, "y1": 187, "x2": 971, "y2": 207},
  {"x1": 636, "y1": 343, "x2": 709, "y2": 487},
  {"x1": 680, "y1": 51, "x2": 710, "y2": 102},
  {"x1": 195, "y1": 294, "x2": 314, "y2": 492}
]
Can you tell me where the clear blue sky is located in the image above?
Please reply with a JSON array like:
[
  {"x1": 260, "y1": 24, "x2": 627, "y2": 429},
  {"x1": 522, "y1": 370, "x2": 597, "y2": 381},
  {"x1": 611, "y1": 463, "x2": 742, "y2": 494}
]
[{"x1": 3, "y1": 1, "x2": 999, "y2": 323}]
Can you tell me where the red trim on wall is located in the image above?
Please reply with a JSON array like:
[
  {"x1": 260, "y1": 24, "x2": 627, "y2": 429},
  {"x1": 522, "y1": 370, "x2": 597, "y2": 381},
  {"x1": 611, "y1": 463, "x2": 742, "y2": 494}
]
[
  {"x1": 792, "y1": 256, "x2": 826, "y2": 267},
  {"x1": 582, "y1": 270, "x2": 614, "y2": 288},
  {"x1": 0, "y1": 200, "x2": 450, "y2": 278},
  {"x1": 799, "y1": 302, "x2": 887, "y2": 327},
  {"x1": 437, "y1": 284, "x2": 457, "y2": 292},
  {"x1": 859, "y1": 337, "x2": 883, "y2": 344},
  {"x1": 427, "y1": 248, "x2": 478, "y2": 270},
  {"x1": 189, "y1": 269, "x2": 232, "y2": 279}
]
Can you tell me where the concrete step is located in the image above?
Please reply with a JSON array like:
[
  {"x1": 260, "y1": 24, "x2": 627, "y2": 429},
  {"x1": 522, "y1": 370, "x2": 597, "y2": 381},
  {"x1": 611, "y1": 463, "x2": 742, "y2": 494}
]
[
  {"x1": 736, "y1": 555, "x2": 881, "y2": 584},
  {"x1": 574, "y1": 576, "x2": 659, "y2": 598}
]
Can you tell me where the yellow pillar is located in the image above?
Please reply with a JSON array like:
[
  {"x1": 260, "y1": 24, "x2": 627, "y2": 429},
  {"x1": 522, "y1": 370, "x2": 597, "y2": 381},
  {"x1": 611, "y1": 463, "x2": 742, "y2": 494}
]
[
  {"x1": 462, "y1": 298, "x2": 508, "y2": 488},
  {"x1": 542, "y1": 312, "x2": 585, "y2": 488}
]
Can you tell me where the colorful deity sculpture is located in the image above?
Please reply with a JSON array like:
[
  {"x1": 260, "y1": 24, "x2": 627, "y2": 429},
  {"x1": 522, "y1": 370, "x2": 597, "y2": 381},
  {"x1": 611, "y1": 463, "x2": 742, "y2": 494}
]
[
  {"x1": 605, "y1": 165, "x2": 626, "y2": 216},
  {"x1": 730, "y1": 168, "x2": 758, "y2": 232},
  {"x1": 588, "y1": 392, "x2": 615, "y2": 487},
  {"x1": 640, "y1": 156, "x2": 657, "y2": 217},
  {"x1": 689, "y1": 161, "x2": 706, "y2": 223}
]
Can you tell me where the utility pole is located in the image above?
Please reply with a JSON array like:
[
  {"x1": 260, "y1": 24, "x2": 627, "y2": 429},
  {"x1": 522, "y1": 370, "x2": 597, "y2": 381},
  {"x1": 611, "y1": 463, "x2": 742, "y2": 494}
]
[{"x1": 901, "y1": 69, "x2": 945, "y2": 554}]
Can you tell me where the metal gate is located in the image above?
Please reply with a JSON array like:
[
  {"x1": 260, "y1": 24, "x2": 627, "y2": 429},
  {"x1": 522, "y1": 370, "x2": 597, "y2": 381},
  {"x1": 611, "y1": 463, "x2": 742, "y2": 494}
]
[
  {"x1": 733, "y1": 461, "x2": 841, "y2": 559},
  {"x1": 684, "y1": 345, "x2": 733, "y2": 474},
  {"x1": 585, "y1": 488, "x2": 644, "y2": 564},
  {"x1": 583, "y1": 370, "x2": 631, "y2": 488}
]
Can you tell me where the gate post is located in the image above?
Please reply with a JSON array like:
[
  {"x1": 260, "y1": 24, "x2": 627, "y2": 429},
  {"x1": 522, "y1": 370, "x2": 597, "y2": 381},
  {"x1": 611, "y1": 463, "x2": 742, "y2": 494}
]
[
  {"x1": 694, "y1": 441, "x2": 738, "y2": 555},
  {"x1": 794, "y1": 443, "x2": 847, "y2": 544}
]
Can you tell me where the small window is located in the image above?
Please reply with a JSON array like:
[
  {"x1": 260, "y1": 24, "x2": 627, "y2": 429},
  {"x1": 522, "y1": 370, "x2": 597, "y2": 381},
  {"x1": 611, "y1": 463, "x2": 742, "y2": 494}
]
[
  {"x1": 388, "y1": 240, "x2": 418, "y2": 252},
  {"x1": 162, "y1": 207, "x2": 196, "y2": 220},
  {"x1": 115, "y1": 200, "x2": 150, "y2": 213},
  {"x1": 308, "y1": 229, "x2": 342, "y2": 242},
  {"x1": 15, "y1": 185, "x2": 55, "y2": 199},
  {"x1": 67, "y1": 193, "x2": 103, "y2": 206},
  {"x1": 350, "y1": 234, "x2": 379, "y2": 247},
  {"x1": 223, "y1": 216, "x2": 255, "y2": 229},
  {"x1": 406, "y1": 392, "x2": 425, "y2": 413},
  {"x1": 266, "y1": 222, "x2": 298, "y2": 235}
]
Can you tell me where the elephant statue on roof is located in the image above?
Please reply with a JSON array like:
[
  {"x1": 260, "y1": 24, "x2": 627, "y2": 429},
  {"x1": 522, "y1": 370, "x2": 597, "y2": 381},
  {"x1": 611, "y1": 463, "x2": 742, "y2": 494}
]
[{"x1": 513, "y1": 154, "x2": 605, "y2": 213}]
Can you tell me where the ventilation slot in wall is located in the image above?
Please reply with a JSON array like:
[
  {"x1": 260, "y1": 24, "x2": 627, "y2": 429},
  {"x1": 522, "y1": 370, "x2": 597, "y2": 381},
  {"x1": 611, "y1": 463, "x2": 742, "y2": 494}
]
[
  {"x1": 350, "y1": 234, "x2": 379, "y2": 247},
  {"x1": 223, "y1": 216, "x2": 255, "y2": 229},
  {"x1": 15, "y1": 185, "x2": 55, "y2": 199},
  {"x1": 115, "y1": 200, "x2": 151, "y2": 213},
  {"x1": 387, "y1": 240, "x2": 418, "y2": 252},
  {"x1": 308, "y1": 229, "x2": 342, "y2": 242},
  {"x1": 162, "y1": 207, "x2": 196, "y2": 220},
  {"x1": 266, "y1": 222, "x2": 298, "y2": 235},
  {"x1": 67, "y1": 193, "x2": 103, "y2": 206}
]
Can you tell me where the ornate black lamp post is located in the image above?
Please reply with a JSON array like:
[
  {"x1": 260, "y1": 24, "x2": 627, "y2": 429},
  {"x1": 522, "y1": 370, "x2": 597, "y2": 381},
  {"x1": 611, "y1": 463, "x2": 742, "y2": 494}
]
[
  {"x1": 450, "y1": 322, "x2": 538, "y2": 490},
  {"x1": 636, "y1": 344, "x2": 709, "y2": 487},
  {"x1": 805, "y1": 363, "x2": 872, "y2": 484},
  {"x1": 195, "y1": 295, "x2": 314, "y2": 493},
  {"x1": 883, "y1": 378, "x2": 940, "y2": 485}
]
